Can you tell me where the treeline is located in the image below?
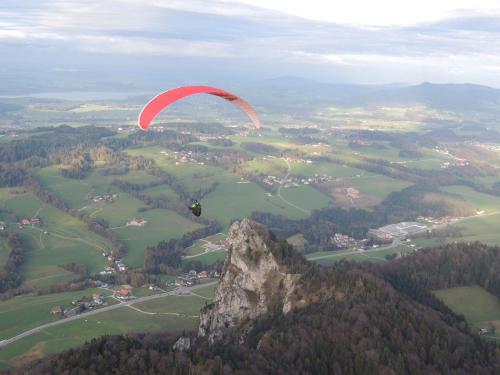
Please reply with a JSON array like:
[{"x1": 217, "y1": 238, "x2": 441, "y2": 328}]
[
  {"x1": 381, "y1": 242, "x2": 500, "y2": 300},
  {"x1": 0, "y1": 232, "x2": 26, "y2": 293},
  {"x1": 0, "y1": 125, "x2": 115, "y2": 163},
  {"x1": 208, "y1": 138, "x2": 233, "y2": 147},
  {"x1": 0, "y1": 164, "x2": 28, "y2": 187},
  {"x1": 130, "y1": 128, "x2": 196, "y2": 148},
  {"x1": 144, "y1": 221, "x2": 221, "y2": 273},
  {"x1": 240, "y1": 141, "x2": 281, "y2": 155}
]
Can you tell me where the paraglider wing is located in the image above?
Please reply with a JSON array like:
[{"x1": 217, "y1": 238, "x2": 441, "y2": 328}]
[{"x1": 138, "y1": 85, "x2": 260, "y2": 131}]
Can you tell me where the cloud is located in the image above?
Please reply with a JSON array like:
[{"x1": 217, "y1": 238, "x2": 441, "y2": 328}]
[{"x1": 0, "y1": 0, "x2": 500, "y2": 85}]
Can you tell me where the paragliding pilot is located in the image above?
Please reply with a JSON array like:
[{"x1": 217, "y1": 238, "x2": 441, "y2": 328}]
[{"x1": 189, "y1": 200, "x2": 202, "y2": 217}]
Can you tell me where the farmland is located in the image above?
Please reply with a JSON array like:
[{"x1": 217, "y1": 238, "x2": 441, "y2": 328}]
[
  {"x1": 1, "y1": 94, "x2": 500, "y2": 370},
  {"x1": 0, "y1": 188, "x2": 111, "y2": 287},
  {"x1": 0, "y1": 284, "x2": 215, "y2": 369},
  {"x1": 434, "y1": 286, "x2": 500, "y2": 340}
]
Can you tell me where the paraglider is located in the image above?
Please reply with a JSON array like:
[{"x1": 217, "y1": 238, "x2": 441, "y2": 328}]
[
  {"x1": 138, "y1": 86, "x2": 260, "y2": 217},
  {"x1": 188, "y1": 200, "x2": 202, "y2": 217},
  {"x1": 138, "y1": 85, "x2": 260, "y2": 131}
]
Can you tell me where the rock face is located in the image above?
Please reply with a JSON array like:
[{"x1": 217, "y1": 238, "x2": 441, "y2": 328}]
[
  {"x1": 198, "y1": 218, "x2": 301, "y2": 344},
  {"x1": 172, "y1": 336, "x2": 191, "y2": 351}
]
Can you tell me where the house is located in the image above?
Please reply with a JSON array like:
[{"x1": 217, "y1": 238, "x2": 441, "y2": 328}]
[
  {"x1": 50, "y1": 305, "x2": 63, "y2": 315},
  {"x1": 175, "y1": 276, "x2": 187, "y2": 286},
  {"x1": 210, "y1": 270, "x2": 220, "y2": 278},
  {"x1": 116, "y1": 260, "x2": 127, "y2": 272},
  {"x1": 20, "y1": 219, "x2": 30, "y2": 226},
  {"x1": 479, "y1": 328, "x2": 490, "y2": 336},
  {"x1": 126, "y1": 217, "x2": 148, "y2": 227},
  {"x1": 92, "y1": 293, "x2": 103, "y2": 305},
  {"x1": 0, "y1": 221, "x2": 5, "y2": 231},
  {"x1": 115, "y1": 289, "x2": 133, "y2": 300},
  {"x1": 198, "y1": 270, "x2": 209, "y2": 279},
  {"x1": 30, "y1": 217, "x2": 41, "y2": 225}
]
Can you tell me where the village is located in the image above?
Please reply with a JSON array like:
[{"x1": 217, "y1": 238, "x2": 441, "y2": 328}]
[
  {"x1": 16, "y1": 216, "x2": 44, "y2": 230},
  {"x1": 158, "y1": 149, "x2": 211, "y2": 166},
  {"x1": 88, "y1": 194, "x2": 118, "y2": 203},
  {"x1": 49, "y1": 270, "x2": 219, "y2": 321},
  {"x1": 262, "y1": 173, "x2": 336, "y2": 188},
  {"x1": 169, "y1": 269, "x2": 220, "y2": 287},
  {"x1": 99, "y1": 252, "x2": 128, "y2": 275},
  {"x1": 50, "y1": 292, "x2": 106, "y2": 318}
]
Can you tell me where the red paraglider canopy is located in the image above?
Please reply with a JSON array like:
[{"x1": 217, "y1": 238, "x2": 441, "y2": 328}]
[{"x1": 138, "y1": 85, "x2": 260, "y2": 130}]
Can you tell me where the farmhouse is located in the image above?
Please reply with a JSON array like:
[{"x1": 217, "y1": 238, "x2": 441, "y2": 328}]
[
  {"x1": 198, "y1": 270, "x2": 209, "y2": 279},
  {"x1": 50, "y1": 305, "x2": 63, "y2": 315},
  {"x1": 0, "y1": 221, "x2": 5, "y2": 231},
  {"x1": 126, "y1": 217, "x2": 148, "y2": 227},
  {"x1": 175, "y1": 276, "x2": 187, "y2": 286},
  {"x1": 92, "y1": 293, "x2": 103, "y2": 305},
  {"x1": 30, "y1": 216, "x2": 41, "y2": 225},
  {"x1": 91, "y1": 194, "x2": 116, "y2": 203},
  {"x1": 115, "y1": 288, "x2": 133, "y2": 300},
  {"x1": 20, "y1": 219, "x2": 30, "y2": 226}
]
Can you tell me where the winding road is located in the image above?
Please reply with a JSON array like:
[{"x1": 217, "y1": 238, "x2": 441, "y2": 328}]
[{"x1": 0, "y1": 281, "x2": 217, "y2": 349}]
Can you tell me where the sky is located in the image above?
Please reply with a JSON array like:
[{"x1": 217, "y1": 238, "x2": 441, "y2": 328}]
[{"x1": 1, "y1": 0, "x2": 500, "y2": 91}]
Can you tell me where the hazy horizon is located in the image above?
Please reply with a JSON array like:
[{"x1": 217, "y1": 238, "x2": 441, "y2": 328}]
[{"x1": 1, "y1": 1, "x2": 500, "y2": 94}]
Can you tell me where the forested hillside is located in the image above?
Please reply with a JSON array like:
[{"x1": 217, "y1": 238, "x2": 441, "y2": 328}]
[{"x1": 13, "y1": 241, "x2": 500, "y2": 375}]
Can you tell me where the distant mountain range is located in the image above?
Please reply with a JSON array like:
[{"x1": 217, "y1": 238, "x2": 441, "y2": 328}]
[
  {"x1": 246, "y1": 77, "x2": 500, "y2": 113},
  {"x1": 352, "y1": 82, "x2": 500, "y2": 112}
]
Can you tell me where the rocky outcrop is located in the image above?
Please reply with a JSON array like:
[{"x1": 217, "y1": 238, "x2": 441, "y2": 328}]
[
  {"x1": 198, "y1": 218, "x2": 303, "y2": 344},
  {"x1": 172, "y1": 336, "x2": 191, "y2": 351}
]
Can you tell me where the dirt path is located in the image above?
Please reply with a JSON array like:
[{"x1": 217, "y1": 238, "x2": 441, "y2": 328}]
[
  {"x1": 277, "y1": 158, "x2": 309, "y2": 214},
  {"x1": 28, "y1": 227, "x2": 107, "y2": 252}
]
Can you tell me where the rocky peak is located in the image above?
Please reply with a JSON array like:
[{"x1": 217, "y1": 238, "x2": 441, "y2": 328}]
[{"x1": 198, "y1": 218, "x2": 303, "y2": 344}]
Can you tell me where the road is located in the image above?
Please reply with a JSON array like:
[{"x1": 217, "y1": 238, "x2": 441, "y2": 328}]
[
  {"x1": 277, "y1": 158, "x2": 309, "y2": 214},
  {"x1": 0, "y1": 281, "x2": 217, "y2": 349},
  {"x1": 306, "y1": 239, "x2": 401, "y2": 261}
]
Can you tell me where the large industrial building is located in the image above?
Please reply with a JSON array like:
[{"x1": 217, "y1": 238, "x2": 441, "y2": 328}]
[{"x1": 368, "y1": 222, "x2": 428, "y2": 243}]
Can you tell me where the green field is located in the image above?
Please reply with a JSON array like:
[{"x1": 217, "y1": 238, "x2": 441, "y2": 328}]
[
  {"x1": 0, "y1": 285, "x2": 215, "y2": 369},
  {"x1": 349, "y1": 175, "x2": 412, "y2": 200},
  {"x1": 88, "y1": 192, "x2": 147, "y2": 227},
  {"x1": 290, "y1": 160, "x2": 366, "y2": 178},
  {"x1": 0, "y1": 189, "x2": 111, "y2": 287},
  {"x1": 33, "y1": 166, "x2": 206, "y2": 268},
  {"x1": 307, "y1": 249, "x2": 388, "y2": 265},
  {"x1": 243, "y1": 157, "x2": 288, "y2": 177},
  {"x1": 280, "y1": 185, "x2": 331, "y2": 210},
  {"x1": 434, "y1": 286, "x2": 500, "y2": 339},
  {"x1": 203, "y1": 179, "x2": 310, "y2": 228},
  {"x1": 185, "y1": 233, "x2": 227, "y2": 256},
  {"x1": 142, "y1": 183, "x2": 179, "y2": 201},
  {"x1": 34, "y1": 167, "x2": 161, "y2": 209},
  {"x1": 112, "y1": 208, "x2": 205, "y2": 267},
  {"x1": 183, "y1": 250, "x2": 228, "y2": 266},
  {"x1": 306, "y1": 243, "x2": 418, "y2": 266},
  {"x1": 441, "y1": 186, "x2": 500, "y2": 212},
  {"x1": 0, "y1": 288, "x2": 114, "y2": 341},
  {"x1": 448, "y1": 213, "x2": 500, "y2": 246},
  {"x1": 125, "y1": 146, "x2": 231, "y2": 192}
]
